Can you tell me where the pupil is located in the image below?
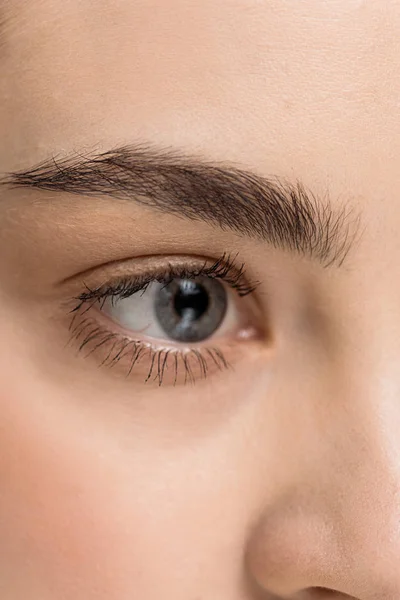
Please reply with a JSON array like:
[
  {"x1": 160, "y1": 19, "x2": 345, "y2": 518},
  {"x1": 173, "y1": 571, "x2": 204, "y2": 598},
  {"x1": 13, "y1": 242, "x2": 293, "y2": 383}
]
[{"x1": 173, "y1": 280, "x2": 209, "y2": 320}]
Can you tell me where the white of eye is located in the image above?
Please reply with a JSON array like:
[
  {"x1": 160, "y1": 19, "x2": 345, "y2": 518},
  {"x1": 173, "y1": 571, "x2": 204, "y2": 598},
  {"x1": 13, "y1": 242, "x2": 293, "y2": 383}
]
[{"x1": 101, "y1": 279, "x2": 238, "y2": 344}]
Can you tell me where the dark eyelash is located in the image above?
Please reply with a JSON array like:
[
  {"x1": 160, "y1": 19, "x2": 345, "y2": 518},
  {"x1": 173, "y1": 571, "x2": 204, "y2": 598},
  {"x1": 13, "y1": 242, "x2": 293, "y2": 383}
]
[
  {"x1": 71, "y1": 252, "x2": 258, "y2": 312},
  {"x1": 67, "y1": 318, "x2": 232, "y2": 386},
  {"x1": 67, "y1": 252, "x2": 255, "y2": 386}
]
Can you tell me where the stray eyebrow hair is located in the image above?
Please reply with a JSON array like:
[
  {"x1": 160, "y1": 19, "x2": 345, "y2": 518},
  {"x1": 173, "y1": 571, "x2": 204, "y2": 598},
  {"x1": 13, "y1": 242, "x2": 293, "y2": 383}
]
[{"x1": 0, "y1": 143, "x2": 361, "y2": 267}]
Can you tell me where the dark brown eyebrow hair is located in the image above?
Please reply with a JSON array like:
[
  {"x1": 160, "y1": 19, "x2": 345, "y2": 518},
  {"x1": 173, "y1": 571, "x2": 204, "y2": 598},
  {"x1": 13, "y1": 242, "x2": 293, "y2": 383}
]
[{"x1": 0, "y1": 142, "x2": 361, "y2": 267}]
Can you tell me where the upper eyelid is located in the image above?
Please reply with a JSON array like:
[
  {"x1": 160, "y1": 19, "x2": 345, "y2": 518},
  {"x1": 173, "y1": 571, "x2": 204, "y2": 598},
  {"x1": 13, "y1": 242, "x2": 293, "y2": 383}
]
[
  {"x1": 58, "y1": 252, "x2": 254, "y2": 286},
  {"x1": 71, "y1": 253, "x2": 260, "y2": 305}
]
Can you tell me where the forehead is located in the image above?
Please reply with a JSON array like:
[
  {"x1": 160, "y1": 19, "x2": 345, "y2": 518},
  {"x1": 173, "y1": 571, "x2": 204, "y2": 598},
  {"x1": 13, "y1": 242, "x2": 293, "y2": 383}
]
[{"x1": 1, "y1": 0, "x2": 400, "y2": 201}]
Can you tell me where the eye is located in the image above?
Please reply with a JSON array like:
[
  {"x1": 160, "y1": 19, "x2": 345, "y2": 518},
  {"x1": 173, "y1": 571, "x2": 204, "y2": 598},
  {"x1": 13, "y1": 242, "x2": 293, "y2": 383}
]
[
  {"x1": 68, "y1": 253, "x2": 262, "y2": 386},
  {"x1": 101, "y1": 276, "x2": 231, "y2": 344}
]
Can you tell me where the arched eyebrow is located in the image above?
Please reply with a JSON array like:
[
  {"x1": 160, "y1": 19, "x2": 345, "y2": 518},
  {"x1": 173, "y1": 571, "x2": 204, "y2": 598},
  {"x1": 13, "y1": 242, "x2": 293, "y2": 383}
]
[{"x1": 0, "y1": 142, "x2": 361, "y2": 268}]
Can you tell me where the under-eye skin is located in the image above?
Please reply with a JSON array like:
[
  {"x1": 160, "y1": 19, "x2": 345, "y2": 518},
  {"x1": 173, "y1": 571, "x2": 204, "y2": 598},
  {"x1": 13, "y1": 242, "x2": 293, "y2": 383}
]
[{"x1": 66, "y1": 253, "x2": 263, "y2": 386}]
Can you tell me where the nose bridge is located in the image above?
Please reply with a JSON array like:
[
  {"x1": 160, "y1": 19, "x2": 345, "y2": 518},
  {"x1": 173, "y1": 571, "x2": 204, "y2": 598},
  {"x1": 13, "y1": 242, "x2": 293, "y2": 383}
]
[
  {"x1": 246, "y1": 273, "x2": 400, "y2": 598},
  {"x1": 329, "y1": 265, "x2": 400, "y2": 447},
  {"x1": 328, "y1": 280, "x2": 400, "y2": 593},
  {"x1": 317, "y1": 246, "x2": 400, "y2": 429},
  {"x1": 326, "y1": 274, "x2": 400, "y2": 594}
]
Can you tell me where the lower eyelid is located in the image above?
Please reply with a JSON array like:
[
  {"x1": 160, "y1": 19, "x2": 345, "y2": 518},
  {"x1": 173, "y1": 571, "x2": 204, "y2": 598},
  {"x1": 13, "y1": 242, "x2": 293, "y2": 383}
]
[
  {"x1": 67, "y1": 301, "x2": 263, "y2": 386},
  {"x1": 69, "y1": 314, "x2": 232, "y2": 386}
]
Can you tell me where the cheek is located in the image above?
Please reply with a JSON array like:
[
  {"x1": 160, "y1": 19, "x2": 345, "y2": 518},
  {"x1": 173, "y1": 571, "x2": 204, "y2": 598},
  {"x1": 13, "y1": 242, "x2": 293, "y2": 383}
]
[
  {"x1": 0, "y1": 385, "x2": 129, "y2": 597},
  {"x1": 0, "y1": 377, "x2": 249, "y2": 599},
  {"x1": 0, "y1": 379, "x2": 164, "y2": 598}
]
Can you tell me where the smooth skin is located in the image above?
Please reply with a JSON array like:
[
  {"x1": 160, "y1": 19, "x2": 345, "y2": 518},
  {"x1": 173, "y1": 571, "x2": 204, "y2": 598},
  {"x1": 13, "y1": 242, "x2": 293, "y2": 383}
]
[{"x1": 1, "y1": 1, "x2": 400, "y2": 598}]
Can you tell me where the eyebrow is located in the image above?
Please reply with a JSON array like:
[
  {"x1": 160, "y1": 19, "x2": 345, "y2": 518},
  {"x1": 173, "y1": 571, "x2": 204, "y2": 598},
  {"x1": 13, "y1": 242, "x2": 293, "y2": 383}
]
[{"x1": 0, "y1": 143, "x2": 361, "y2": 267}]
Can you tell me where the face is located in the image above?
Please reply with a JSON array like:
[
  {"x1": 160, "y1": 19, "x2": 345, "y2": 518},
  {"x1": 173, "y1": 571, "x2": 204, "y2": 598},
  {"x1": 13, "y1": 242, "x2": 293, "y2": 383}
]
[{"x1": 1, "y1": 1, "x2": 400, "y2": 598}]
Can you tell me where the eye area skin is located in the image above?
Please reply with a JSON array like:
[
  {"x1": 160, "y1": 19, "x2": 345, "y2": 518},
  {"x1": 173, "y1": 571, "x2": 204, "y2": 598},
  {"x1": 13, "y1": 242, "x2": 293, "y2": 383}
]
[{"x1": 65, "y1": 253, "x2": 265, "y2": 387}]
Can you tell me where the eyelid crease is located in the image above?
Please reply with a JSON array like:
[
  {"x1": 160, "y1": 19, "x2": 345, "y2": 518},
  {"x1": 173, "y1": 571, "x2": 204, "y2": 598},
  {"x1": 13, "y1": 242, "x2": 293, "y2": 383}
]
[
  {"x1": 69, "y1": 252, "x2": 260, "y2": 309},
  {"x1": 59, "y1": 251, "x2": 260, "y2": 291}
]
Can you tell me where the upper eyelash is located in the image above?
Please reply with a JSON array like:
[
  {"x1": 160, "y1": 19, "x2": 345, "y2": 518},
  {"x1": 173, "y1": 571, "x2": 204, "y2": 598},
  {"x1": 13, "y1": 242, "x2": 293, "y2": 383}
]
[{"x1": 71, "y1": 252, "x2": 259, "y2": 311}]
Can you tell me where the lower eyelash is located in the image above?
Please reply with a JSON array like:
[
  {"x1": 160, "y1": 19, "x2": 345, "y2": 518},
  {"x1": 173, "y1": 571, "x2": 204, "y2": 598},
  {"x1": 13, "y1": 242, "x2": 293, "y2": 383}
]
[{"x1": 67, "y1": 316, "x2": 231, "y2": 386}]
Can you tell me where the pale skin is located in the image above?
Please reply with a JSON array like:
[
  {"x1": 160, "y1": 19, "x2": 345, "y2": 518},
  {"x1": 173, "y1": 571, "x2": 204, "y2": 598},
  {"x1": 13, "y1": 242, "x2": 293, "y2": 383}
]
[{"x1": 1, "y1": 0, "x2": 400, "y2": 598}]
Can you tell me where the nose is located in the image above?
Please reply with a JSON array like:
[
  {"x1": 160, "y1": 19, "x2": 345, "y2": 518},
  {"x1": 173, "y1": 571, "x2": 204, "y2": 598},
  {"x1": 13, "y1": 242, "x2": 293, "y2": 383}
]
[{"x1": 245, "y1": 294, "x2": 400, "y2": 599}]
